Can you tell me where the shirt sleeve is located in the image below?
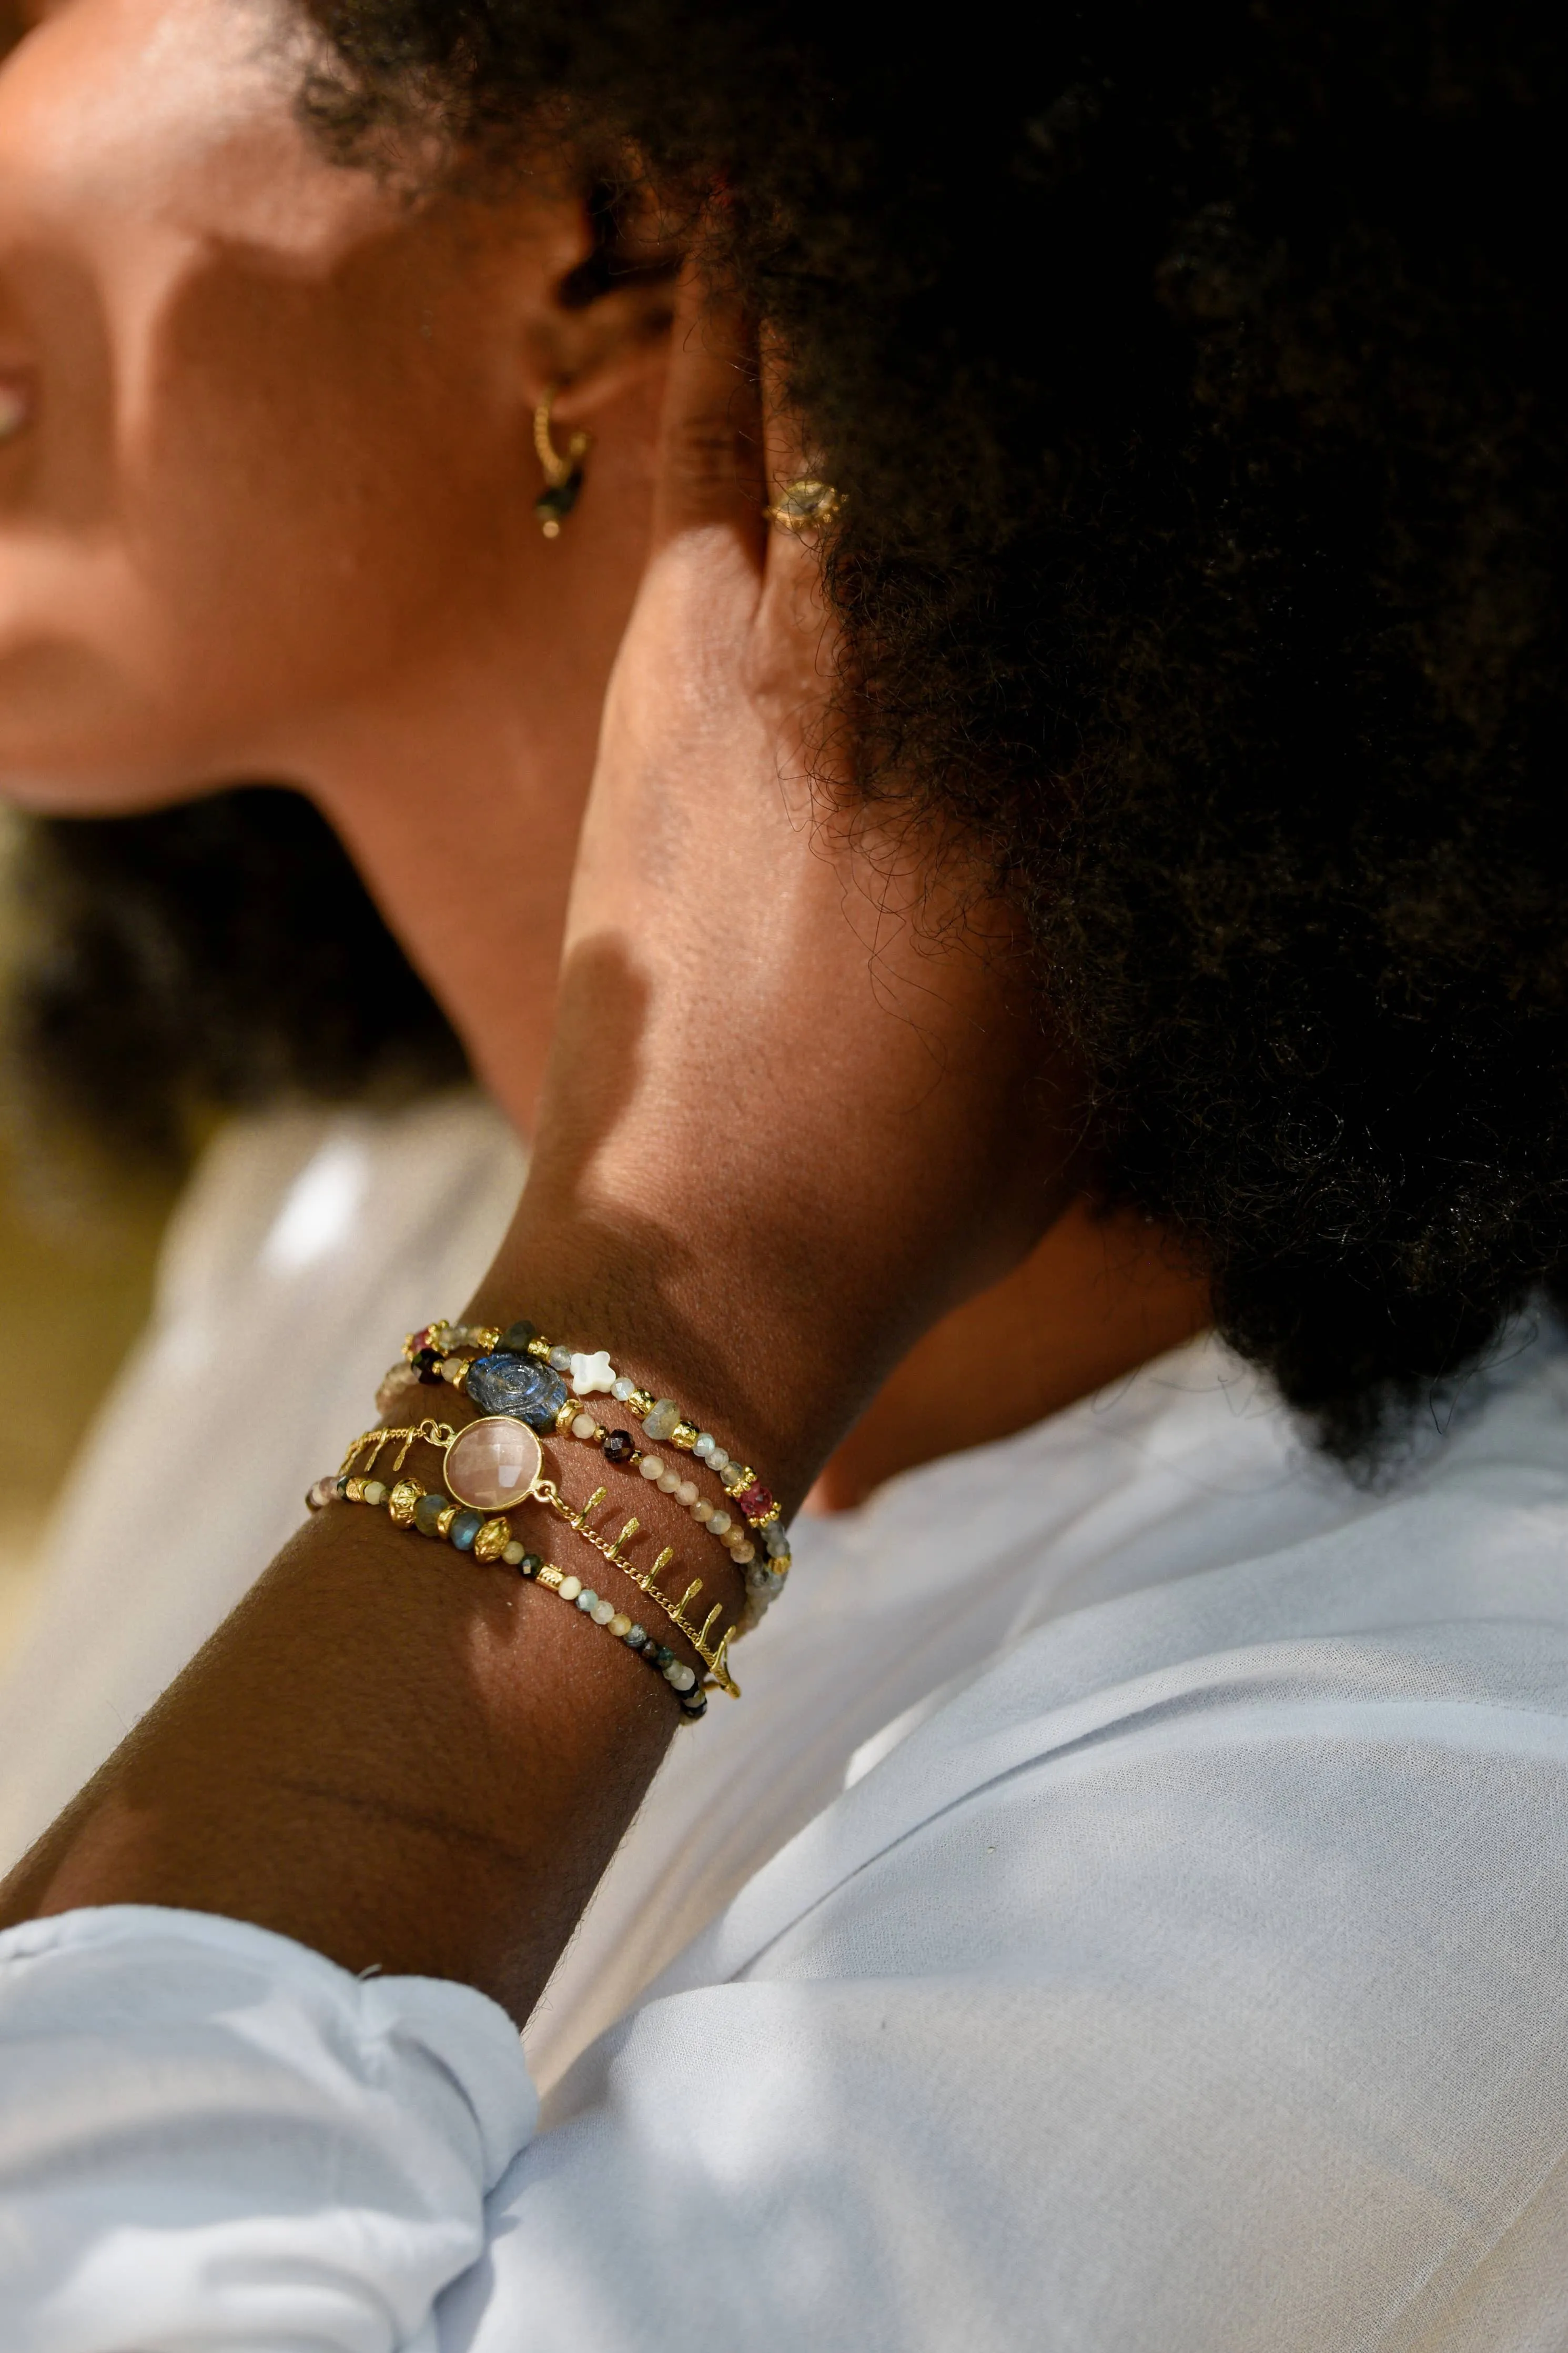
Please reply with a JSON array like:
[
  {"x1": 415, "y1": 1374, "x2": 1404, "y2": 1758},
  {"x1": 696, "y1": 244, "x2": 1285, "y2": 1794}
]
[{"x1": 0, "y1": 1905, "x2": 537, "y2": 2353}]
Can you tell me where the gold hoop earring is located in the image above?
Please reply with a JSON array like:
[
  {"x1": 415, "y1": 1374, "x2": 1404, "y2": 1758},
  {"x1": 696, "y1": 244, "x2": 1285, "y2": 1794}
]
[{"x1": 533, "y1": 385, "x2": 591, "y2": 539}]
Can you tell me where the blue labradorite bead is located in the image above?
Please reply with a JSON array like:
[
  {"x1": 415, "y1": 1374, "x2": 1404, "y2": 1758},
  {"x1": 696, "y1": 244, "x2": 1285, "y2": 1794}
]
[
  {"x1": 413, "y1": 1493, "x2": 447, "y2": 1537},
  {"x1": 449, "y1": 1509, "x2": 484, "y2": 1552},
  {"x1": 467, "y1": 1352, "x2": 569, "y2": 1430},
  {"x1": 499, "y1": 1319, "x2": 538, "y2": 1354}
]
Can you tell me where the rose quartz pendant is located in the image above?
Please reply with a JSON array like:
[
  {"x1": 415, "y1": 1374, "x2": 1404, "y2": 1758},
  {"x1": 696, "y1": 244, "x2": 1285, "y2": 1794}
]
[{"x1": 444, "y1": 1416, "x2": 544, "y2": 1512}]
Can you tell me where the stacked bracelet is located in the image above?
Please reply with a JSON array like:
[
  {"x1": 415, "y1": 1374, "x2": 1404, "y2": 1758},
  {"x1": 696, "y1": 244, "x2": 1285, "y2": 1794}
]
[
  {"x1": 397, "y1": 1319, "x2": 792, "y2": 1631},
  {"x1": 309, "y1": 1470, "x2": 707, "y2": 1720},
  {"x1": 315, "y1": 1420, "x2": 739, "y2": 1696}
]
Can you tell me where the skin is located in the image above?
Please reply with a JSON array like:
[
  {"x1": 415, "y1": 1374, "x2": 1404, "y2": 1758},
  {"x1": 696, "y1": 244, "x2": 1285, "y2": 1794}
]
[{"x1": 0, "y1": 0, "x2": 1210, "y2": 2010}]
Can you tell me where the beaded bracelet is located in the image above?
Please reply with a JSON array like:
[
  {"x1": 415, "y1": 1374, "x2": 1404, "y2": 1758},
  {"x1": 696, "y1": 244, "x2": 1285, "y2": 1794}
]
[
  {"x1": 307, "y1": 1470, "x2": 707, "y2": 1719},
  {"x1": 319, "y1": 1421, "x2": 740, "y2": 1696},
  {"x1": 398, "y1": 1321, "x2": 793, "y2": 1627}
]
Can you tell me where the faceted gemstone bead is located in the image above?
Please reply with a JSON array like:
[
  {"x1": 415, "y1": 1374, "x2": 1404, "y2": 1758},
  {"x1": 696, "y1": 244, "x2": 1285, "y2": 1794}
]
[
  {"x1": 576, "y1": 1588, "x2": 599, "y2": 1613},
  {"x1": 335, "y1": 1474, "x2": 350, "y2": 1500},
  {"x1": 639, "y1": 1454, "x2": 666, "y2": 1482},
  {"x1": 709, "y1": 1448, "x2": 730, "y2": 1474},
  {"x1": 571, "y1": 1412, "x2": 599, "y2": 1442},
  {"x1": 625, "y1": 1627, "x2": 648, "y2": 1650},
  {"x1": 548, "y1": 1345, "x2": 573, "y2": 1372},
  {"x1": 609, "y1": 1614, "x2": 632, "y2": 1638},
  {"x1": 449, "y1": 1509, "x2": 484, "y2": 1552},
  {"x1": 612, "y1": 1376, "x2": 636, "y2": 1402},
  {"x1": 709, "y1": 1510, "x2": 733, "y2": 1537},
  {"x1": 558, "y1": 1575, "x2": 582, "y2": 1602},
  {"x1": 362, "y1": 1480, "x2": 388, "y2": 1508},
  {"x1": 735, "y1": 1480, "x2": 775, "y2": 1524},
  {"x1": 413, "y1": 1492, "x2": 448, "y2": 1538},
  {"x1": 591, "y1": 1599, "x2": 616, "y2": 1625},
  {"x1": 520, "y1": 1553, "x2": 544, "y2": 1576},
  {"x1": 764, "y1": 1523, "x2": 791, "y2": 1557},
  {"x1": 642, "y1": 1398, "x2": 681, "y2": 1443},
  {"x1": 410, "y1": 1327, "x2": 435, "y2": 1352},
  {"x1": 413, "y1": 1348, "x2": 443, "y2": 1386},
  {"x1": 603, "y1": 1429, "x2": 636, "y2": 1465},
  {"x1": 467, "y1": 1353, "x2": 569, "y2": 1431},
  {"x1": 500, "y1": 1319, "x2": 538, "y2": 1354},
  {"x1": 376, "y1": 1368, "x2": 418, "y2": 1418},
  {"x1": 305, "y1": 1475, "x2": 337, "y2": 1513},
  {"x1": 693, "y1": 1433, "x2": 715, "y2": 1459},
  {"x1": 664, "y1": 1662, "x2": 696, "y2": 1692},
  {"x1": 502, "y1": 1541, "x2": 526, "y2": 1567},
  {"x1": 445, "y1": 1416, "x2": 543, "y2": 1511}
]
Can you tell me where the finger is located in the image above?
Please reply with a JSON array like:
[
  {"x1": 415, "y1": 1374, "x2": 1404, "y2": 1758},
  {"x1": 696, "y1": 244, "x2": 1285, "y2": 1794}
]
[
  {"x1": 755, "y1": 328, "x2": 850, "y2": 788},
  {"x1": 652, "y1": 258, "x2": 767, "y2": 562}
]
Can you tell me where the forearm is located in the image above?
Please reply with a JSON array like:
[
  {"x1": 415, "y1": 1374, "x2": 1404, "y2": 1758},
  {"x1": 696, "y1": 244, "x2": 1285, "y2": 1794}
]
[{"x1": 0, "y1": 1282, "x2": 758, "y2": 2020}]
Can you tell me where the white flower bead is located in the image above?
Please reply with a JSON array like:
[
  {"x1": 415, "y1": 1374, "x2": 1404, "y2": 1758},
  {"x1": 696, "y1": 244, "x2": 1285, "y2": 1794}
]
[{"x1": 569, "y1": 1349, "x2": 617, "y2": 1396}]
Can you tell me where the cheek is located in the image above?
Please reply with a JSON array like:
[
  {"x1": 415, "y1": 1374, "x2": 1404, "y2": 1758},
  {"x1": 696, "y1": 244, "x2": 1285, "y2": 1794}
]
[{"x1": 129, "y1": 265, "x2": 504, "y2": 725}]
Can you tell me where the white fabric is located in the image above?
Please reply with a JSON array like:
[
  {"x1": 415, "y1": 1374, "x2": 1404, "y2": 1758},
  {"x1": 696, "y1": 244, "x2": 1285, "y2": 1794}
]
[
  {"x1": 7, "y1": 1302, "x2": 1568, "y2": 2347},
  {"x1": 0, "y1": 1091, "x2": 523, "y2": 1869}
]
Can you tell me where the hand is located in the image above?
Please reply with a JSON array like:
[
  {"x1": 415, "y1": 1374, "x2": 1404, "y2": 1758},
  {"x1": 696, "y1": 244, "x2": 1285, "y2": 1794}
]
[{"x1": 491, "y1": 273, "x2": 1083, "y2": 1504}]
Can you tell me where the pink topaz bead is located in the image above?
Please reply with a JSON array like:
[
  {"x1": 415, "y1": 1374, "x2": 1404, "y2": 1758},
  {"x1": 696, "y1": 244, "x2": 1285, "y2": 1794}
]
[
  {"x1": 735, "y1": 1480, "x2": 775, "y2": 1523},
  {"x1": 444, "y1": 1415, "x2": 543, "y2": 1512}
]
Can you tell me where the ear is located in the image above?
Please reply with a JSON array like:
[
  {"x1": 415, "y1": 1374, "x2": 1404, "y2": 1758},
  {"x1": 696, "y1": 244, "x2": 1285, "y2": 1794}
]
[{"x1": 519, "y1": 177, "x2": 680, "y2": 424}]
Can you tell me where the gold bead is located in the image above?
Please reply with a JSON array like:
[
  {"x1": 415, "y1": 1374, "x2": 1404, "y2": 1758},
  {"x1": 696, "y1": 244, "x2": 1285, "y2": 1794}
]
[
  {"x1": 537, "y1": 1564, "x2": 564, "y2": 1588},
  {"x1": 345, "y1": 1476, "x2": 366, "y2": 1503},
  {"x1": 527, "y1": 1336, "x2": 552, "y2": 1358},
  {"x1": 436, "y1": 1505, "x2": 458, "y2": 1539},
  {"x1": 471, "y1": 1326, "x2": 501, "y2": 1352},
  {"x1": 671, "y1": 1422, "x2": 700, "y2": 1452},
  {"x1": 388, "y1": 1480, "x2": 422, "y2": 1527},
  {"x1": 629, "y1": 1388, "x2": 655, "y2": 1417},
  {"x1": 473, "y1": 1517, "x2": 511, "y2": 1563}
]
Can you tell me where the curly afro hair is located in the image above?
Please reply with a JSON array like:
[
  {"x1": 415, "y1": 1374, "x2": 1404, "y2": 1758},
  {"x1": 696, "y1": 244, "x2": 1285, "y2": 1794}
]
[{"x1": 285, "y1": 0, "x2": 1568, "y2": 1457}]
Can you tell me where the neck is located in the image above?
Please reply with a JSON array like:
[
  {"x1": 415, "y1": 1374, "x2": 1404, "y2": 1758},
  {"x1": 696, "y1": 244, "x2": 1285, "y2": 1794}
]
[
  {"x1": 305, "y1": 655, "x2": 593, "y2": 1134},
  {"x1": 811, "y1": 1199, "x2": 1211, "y2": 1510}
]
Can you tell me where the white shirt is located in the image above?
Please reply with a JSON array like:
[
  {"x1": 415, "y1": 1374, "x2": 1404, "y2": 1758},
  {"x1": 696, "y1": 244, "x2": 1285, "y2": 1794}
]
[
  {"x1": 0, "y1": 1091, "x2": 524, "y2": 1871},
  {"x1": 6, "y1": 1139, "x2": 1568, "y2": 2349}
]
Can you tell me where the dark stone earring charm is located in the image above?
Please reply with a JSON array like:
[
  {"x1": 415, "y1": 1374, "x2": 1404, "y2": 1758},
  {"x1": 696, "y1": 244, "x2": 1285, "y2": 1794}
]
[{"x1": 535, "y1": 466, "x2": 583, "y2": 539}]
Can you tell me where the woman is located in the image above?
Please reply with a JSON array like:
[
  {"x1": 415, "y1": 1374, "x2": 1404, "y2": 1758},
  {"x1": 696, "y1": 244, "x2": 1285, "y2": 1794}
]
[
  {"x1": 5, "y1": 0, "x2": 1568, "y2": 2345},
  {"x1": 0, "y1": 0, "x2": 1197, "y2": 1893}
]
